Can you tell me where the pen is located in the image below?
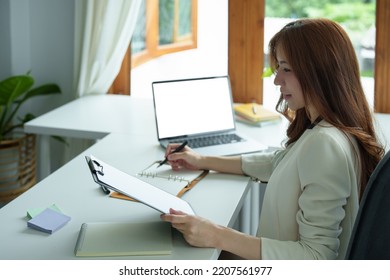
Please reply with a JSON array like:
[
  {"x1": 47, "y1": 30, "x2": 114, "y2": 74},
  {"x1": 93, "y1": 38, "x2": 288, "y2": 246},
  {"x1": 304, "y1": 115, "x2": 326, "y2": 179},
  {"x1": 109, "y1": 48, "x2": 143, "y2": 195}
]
[
  {"x1": 157, "y1": 141, "x2": 188, "y2": 168},
  {"x1": 252, "y1": 103, "x2": 257, "y2": 115}
]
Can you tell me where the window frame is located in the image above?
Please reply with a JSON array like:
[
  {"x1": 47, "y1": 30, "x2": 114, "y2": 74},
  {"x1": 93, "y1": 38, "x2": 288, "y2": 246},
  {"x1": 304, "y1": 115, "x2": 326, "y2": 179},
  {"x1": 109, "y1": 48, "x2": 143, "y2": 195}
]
[{"x1": 132, "y1": 0, "x2": 198, "y2": 68}]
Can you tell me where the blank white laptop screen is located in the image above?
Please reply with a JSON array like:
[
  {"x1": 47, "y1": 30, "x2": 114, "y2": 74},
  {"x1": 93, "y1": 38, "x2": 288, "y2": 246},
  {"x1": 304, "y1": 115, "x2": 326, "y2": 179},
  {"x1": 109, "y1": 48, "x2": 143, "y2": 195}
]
[
  {"x1": 153, "y1": 76, "x2": 235, "y2": 139},
  {"x1": 152, "y1": 76, "x2": 267, "y2": 156}
]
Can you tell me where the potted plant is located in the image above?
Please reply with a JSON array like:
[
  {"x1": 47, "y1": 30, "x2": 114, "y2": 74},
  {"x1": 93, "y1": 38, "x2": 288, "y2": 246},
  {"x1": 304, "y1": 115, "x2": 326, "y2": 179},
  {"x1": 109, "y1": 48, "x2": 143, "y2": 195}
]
[{"x1": 0, "y1": 74, "x2": 61, "y2": 204}]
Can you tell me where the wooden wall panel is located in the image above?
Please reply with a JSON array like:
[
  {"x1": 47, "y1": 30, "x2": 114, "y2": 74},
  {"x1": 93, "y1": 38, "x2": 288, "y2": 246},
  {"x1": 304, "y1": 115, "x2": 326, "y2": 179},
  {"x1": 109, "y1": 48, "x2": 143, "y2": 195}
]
[
  {"x1": 228, "y1": 0, "x2": 265, "y2": 104},
  {"x1": 108, "y1": 45, "x2": 131, "y2": 95},
  {"x1": 374, "y1": 0, "x2": 390, "y2": 113}
]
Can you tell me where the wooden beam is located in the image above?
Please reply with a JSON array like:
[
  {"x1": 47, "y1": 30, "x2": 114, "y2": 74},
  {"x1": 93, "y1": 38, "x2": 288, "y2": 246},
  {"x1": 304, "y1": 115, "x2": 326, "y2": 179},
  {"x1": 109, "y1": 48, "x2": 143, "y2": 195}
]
[
  {"x1": 228, "y1": 0, "x2": 264, "y2": 103},
  {"x1": 374, "y1": 0, "x2": 390, "y2": 113},
  {"x1": 108, "y1": 45, "x2": 131, "y2": 95}
]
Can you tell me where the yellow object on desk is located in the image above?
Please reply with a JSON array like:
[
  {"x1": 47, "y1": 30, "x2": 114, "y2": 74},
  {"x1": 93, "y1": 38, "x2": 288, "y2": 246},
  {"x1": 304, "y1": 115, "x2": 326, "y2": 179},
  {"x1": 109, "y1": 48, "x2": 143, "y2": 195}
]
[{"x1": 234, "y1": 103, "x2": 280, "y2": 124}]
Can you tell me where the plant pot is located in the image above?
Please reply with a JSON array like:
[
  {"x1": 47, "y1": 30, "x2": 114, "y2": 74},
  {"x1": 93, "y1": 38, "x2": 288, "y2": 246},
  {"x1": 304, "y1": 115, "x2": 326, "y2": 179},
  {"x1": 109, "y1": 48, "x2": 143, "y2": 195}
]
[{"x1": 0, "y1": 134, "x2": 37, "y2": 204}]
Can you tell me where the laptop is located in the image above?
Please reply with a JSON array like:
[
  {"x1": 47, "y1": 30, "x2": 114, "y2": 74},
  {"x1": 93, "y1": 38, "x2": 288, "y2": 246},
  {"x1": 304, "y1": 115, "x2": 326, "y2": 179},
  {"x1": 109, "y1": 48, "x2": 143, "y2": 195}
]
[{"x1": 151, "y1": 76, "x2": 267, "y2": 156}]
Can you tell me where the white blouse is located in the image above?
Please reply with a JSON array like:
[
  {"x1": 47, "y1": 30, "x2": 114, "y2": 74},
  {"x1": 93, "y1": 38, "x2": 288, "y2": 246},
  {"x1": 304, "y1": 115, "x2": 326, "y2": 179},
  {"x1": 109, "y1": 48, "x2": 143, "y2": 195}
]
[{"x1": 241, "y1": 121, "x2": 359, "y2": 259}]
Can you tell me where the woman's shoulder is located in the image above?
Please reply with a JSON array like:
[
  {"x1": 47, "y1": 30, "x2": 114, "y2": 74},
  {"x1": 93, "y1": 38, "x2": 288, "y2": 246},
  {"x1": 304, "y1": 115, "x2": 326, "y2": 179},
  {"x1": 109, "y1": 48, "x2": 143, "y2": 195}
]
[
  {"x1": 305, "y1": 121, "x2": 351, "y2": 145},
  {"x1": 299, "y1": 120, "x2": 357, "y2": 159}
]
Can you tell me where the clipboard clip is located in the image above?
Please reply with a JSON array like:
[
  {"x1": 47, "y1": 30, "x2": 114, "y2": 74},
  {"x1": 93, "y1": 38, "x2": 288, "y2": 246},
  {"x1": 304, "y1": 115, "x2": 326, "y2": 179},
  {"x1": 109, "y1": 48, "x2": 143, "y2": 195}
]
[
  {"x1": 86, "y1": 156, "x2": 105, "y2": 176},
  {"x1": 86, "y1": 156, "x2": 110, "y2": 195}
]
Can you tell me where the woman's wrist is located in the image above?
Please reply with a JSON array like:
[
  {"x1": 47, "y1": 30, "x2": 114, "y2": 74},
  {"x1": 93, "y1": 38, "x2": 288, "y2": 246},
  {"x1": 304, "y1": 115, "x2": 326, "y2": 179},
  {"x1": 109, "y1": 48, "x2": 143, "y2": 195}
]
[
  {"x1": 211, "y1": 224, "x2": 227, "y2": 249},
  {"x1": 197, "y1": 155, "x2": 211, "y2": 170}
]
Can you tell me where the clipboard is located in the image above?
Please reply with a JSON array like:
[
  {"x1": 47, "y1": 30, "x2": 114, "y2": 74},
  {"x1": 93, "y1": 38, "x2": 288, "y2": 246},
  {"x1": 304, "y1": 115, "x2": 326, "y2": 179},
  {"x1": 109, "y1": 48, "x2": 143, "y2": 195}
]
[{"x1": 85, "y1": 155, "x2": 196, "y2": 215}]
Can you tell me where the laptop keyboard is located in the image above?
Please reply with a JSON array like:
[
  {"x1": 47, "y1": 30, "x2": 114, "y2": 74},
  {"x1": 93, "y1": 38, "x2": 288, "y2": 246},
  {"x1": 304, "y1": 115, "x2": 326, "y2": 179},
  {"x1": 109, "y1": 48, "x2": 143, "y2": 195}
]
[{"x1": 171, "y1": 134, "x2": 245, "y2": 148}]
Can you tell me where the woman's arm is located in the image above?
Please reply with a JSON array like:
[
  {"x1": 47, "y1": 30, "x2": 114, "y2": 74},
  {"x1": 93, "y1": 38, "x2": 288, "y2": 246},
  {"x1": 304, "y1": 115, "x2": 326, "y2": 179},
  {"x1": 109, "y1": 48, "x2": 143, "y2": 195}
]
[
  {"x1": 215, "y1": 224, "x2": 261, "y2": 260},
  {"x1": 197, "y1": 155, "x2": 243, "y2": 174},
  {"x1": 166, "y1": 143, "x2": 244, "y2": 175}
]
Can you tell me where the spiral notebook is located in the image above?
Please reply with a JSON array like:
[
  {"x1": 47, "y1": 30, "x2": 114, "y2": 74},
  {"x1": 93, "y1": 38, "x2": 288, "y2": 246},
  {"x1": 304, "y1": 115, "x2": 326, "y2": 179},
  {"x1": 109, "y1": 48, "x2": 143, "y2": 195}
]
[{"x1": 110, "y1": 161, "x2": 209, "y2": 201}]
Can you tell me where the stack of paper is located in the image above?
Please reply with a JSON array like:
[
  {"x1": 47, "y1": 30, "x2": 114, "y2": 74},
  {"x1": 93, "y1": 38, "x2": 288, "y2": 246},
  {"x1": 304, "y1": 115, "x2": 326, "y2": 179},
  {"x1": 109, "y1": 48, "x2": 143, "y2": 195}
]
[
  {"x1": 27, "y1": 206, "x2": 71, "y2": 234},
  {"x1": 234, "y1": 103, "x2": 280, "y2": 126}
]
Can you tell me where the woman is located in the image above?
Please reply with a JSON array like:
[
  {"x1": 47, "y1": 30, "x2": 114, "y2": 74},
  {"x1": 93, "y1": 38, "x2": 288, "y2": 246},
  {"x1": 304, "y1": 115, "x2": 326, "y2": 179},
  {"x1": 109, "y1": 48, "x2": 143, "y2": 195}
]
[{"x1": 160, "y1": 18, "x2": 384, "y2": 260}]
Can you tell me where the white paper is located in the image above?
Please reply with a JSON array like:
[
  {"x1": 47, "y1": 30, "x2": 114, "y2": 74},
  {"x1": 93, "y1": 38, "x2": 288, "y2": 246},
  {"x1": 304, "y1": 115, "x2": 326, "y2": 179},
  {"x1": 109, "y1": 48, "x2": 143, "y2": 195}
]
[{"x1": 88, "y1": 155, "x2": 195, "y2": 215}]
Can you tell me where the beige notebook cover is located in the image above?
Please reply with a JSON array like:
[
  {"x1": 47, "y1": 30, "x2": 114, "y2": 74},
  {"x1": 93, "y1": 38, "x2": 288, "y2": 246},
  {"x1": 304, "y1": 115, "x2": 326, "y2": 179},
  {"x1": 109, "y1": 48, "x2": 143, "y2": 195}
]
[{"x1": 74, "y1": 221, "x2": 172, "y2": 257}]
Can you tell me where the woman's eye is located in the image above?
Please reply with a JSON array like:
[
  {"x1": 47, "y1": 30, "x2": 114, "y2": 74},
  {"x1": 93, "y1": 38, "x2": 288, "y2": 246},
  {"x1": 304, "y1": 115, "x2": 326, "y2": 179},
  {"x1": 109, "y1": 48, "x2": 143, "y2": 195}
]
[{"x1": 283, "y1": 68, "x2": 291, "y2": 73}]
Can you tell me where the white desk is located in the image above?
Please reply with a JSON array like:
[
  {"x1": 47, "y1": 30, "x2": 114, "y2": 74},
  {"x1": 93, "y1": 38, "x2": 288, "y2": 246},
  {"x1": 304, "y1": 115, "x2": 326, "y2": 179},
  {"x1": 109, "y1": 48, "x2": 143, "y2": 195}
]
[
  {"x1": 25, "y1": 95, "x2": 156, "y2": 139},
  {"x1": 0, "y1": 133, "x2": 251, "y2": 259},
  {"x1": 0, "y1": 95, "x2": 286, "y2": 260}
]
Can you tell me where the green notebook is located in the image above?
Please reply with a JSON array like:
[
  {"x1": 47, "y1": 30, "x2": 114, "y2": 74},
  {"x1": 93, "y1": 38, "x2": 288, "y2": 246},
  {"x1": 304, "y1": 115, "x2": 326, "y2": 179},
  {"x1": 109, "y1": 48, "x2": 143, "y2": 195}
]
[{"x1": 74, "y1": 221, "x2": 172, "y2": 257}]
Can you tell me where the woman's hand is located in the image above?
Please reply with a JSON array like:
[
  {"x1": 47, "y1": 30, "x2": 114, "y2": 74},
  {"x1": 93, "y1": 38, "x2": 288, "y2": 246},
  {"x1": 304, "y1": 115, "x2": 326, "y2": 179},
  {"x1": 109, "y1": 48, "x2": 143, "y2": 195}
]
[
  {"x1": 162, "y1": 208, "x2": 261, "y2": 259},
  {"x1": 160, "y1": 208, "x2": 220, "y2": 248},
  {"x1": 165, "y1": 143, "x2": 204, "y2": 171}
]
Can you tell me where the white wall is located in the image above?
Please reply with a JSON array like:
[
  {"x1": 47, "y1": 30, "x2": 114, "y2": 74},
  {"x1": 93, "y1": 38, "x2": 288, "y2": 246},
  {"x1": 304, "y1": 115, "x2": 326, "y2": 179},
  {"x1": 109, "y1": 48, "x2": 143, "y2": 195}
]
[
  {"x1": 14, "y1": 0, "x2": 74, "y2": 113},
  {"x1": 0, "y1": 0, "x2": 11, "y2": 79},
  {"x1": 0, "y1": 0, "x2": 76, "y2": 172}
]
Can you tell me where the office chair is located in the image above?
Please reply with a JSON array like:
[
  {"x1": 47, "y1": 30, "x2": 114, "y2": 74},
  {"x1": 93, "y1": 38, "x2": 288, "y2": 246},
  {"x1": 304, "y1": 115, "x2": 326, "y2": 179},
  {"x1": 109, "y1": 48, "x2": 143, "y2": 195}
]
[{"x1": 345, "y1": 150, "x2": 390, "y2": 259}]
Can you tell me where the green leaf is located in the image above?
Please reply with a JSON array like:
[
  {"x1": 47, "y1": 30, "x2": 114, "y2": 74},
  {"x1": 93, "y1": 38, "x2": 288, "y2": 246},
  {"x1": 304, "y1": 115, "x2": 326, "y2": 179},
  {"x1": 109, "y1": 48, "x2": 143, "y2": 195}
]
[
  {"x1": 0, "y1": 74, "x2": 62, "y2": 141},
  {"x1": 0, "y1": 75, "x2": 34, "y2": 106},
  {"x1": 19, "y1": 113, "x2": 36, "y2": 123},
  {"x1": 262, "y1": 67, "x2": 273, "y2": 78},
  {"x1": 23, "y1": 84, "x2": 61, "y2": 102}
]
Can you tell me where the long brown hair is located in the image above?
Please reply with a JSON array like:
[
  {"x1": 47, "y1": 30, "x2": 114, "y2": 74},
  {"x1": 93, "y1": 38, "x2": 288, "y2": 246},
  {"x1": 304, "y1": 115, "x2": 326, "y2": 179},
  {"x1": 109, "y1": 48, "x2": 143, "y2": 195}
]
[{"x1": 269, "y1": 18, "x2": 384, "y2": 199}]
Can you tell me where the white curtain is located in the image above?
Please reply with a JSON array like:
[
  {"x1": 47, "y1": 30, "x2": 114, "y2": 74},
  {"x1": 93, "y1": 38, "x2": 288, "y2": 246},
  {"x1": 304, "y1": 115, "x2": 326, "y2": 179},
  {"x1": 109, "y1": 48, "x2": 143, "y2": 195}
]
[
  {"x1": 62, "y1": 0, "x2": 141, "y2": 164},
  {"x1": 74, "y1": 0, "x2": 141, "y2": 97}
]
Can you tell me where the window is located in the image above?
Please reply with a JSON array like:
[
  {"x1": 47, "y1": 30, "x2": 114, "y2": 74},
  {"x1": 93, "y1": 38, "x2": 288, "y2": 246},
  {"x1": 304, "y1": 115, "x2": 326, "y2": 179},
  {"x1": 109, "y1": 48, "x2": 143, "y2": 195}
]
[
  {"x1": 264, "y1": 0, "x2": 376, "y2": 107},
  {"x1": 131, "y1": 0, "x2": 197, "y2": 68}
]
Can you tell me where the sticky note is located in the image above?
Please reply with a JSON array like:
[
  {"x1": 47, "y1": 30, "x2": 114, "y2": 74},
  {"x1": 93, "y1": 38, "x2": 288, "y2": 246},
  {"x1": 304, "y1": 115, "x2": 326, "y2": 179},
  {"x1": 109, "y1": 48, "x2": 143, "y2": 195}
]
[
  {"x1": 27, "y1": 204, "x2": 62, "y2": 219},
  {"x1": 27, "y1": 208, "x2": 71, "y2": 234}
]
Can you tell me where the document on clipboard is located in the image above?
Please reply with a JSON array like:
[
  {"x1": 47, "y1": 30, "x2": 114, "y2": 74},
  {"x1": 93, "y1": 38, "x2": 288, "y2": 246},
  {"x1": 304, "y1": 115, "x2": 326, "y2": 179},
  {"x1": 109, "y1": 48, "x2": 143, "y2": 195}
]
[{"x1": 85, "y1": 155, "x2": 195, "y2": 215}]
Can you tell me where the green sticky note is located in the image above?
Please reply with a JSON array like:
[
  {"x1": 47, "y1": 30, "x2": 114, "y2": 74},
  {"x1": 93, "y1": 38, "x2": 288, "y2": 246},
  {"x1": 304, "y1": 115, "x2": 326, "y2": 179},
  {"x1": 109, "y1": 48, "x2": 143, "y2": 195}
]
[{"x1": 27, "y1": 204, "x2": 62, "y2": 219}]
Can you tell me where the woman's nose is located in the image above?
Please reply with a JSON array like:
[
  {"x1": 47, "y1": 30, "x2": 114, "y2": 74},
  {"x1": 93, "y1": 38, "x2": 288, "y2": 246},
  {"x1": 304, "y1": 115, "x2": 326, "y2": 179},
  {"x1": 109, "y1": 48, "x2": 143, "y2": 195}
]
[{"x1": 274, "y1": 72, "x2": 282, "y2": 86}]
